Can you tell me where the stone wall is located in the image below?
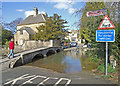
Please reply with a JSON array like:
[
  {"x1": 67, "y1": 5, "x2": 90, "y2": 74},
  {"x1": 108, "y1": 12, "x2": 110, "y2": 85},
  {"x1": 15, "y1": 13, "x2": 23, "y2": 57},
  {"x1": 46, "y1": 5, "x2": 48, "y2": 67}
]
[
  {"x1": 53, "y1": 39, "x2": 61, "y2": 47},
  {"x1": 14, "y1": 30, "x2": 29, "y2": 45},
  {"x1": 14, "y1": 45, "x2": 23, "y2": 53},
  {"x1": 22, "y1": 40, "x2": 61, "y2": 50}
]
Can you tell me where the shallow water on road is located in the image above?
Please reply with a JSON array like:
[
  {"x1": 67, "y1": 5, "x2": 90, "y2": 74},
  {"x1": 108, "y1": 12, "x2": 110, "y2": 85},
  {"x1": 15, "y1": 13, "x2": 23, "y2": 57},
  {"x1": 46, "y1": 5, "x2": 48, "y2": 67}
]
[{"x1": 26, "y1": 49, "x2": 94, "y2": 74}]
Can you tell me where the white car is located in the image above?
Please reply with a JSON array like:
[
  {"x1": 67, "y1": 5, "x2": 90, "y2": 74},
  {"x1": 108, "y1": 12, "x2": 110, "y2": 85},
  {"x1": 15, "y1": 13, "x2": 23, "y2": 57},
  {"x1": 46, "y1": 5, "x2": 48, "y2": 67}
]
[{"x1": 70, "y1": 42, "x2": 77, "y2": 47}]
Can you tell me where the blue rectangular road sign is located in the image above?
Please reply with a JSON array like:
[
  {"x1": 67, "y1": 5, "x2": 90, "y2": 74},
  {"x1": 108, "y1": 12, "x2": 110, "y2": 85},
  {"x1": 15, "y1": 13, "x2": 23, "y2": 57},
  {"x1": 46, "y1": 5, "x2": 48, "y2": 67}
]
[{"x1": 96, "y1": 30, "x2": 115, "y2": 42}]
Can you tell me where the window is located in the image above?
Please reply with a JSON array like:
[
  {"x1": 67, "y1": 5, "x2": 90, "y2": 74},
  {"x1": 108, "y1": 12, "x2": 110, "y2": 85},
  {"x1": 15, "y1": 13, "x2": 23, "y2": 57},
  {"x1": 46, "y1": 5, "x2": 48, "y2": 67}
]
[{"x1": 20, "y1": 30, "x2": 23, "y2": 35}]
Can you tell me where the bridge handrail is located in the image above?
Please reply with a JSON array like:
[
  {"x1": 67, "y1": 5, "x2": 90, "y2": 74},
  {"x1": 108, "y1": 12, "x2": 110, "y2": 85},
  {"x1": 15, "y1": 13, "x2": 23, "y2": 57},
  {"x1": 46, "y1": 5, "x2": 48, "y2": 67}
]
[{"x1": 21, "y1": 47, "x2": 62, "y2": 56}]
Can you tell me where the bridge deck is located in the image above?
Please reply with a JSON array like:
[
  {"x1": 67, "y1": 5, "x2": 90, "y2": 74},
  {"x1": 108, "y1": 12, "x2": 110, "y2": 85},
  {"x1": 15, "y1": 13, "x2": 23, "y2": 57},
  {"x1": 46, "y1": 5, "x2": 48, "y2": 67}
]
[
  {"x1": 21, "y1": 47, "x2": 49, "y2": 55},
  {"x1": 1, "y1": 47, "x2": 49, "y2": 71},
  {"x1": 1, "y1": 47, "x2": 62, "y2": 71}
]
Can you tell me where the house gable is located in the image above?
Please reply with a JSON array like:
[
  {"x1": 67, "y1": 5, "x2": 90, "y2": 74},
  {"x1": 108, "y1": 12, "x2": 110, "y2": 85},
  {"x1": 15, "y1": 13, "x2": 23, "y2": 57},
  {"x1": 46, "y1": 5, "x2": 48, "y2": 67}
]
[{"x1": 18, "y1": 26, "x2": 35, "y2": 35}]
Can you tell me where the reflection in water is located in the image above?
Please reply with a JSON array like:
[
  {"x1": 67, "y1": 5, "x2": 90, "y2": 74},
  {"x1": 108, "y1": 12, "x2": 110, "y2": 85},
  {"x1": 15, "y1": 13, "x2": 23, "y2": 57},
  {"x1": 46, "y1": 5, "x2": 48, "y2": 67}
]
[
  {"x1": 26, "y1": 50, "x2": 85, "y2": 74},
  {"x1": 62, "y1": 50, "x2": 82, "y2": 73}
]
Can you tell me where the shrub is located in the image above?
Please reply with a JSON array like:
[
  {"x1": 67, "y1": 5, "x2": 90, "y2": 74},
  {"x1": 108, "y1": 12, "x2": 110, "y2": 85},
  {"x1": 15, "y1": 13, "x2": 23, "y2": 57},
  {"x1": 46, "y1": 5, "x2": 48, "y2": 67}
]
[
  {"x1": 107, "y1": 63, "x2": 117, "y2": 73},
  {"x1": 5, "y1": 41, "x2": 10, "y2": 49},
  {"x1": 97, "y1": 63, "x2": 117, "y2": 73},
  {"x1": 86, "y1": 50, "x2": 94, "y2": 57},
  {"x1": 97, "y1": 63, "x2": 105, "y2": 73},
  {"x1": 91, "y1": 55, "x2": 101, "y2": 63}
]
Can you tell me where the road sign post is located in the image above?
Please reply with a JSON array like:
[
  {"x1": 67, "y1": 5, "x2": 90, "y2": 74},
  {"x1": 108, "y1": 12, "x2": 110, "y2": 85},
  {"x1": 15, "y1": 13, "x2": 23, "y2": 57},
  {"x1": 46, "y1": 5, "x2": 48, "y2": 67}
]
[
  {"x1": 106, "y1": 42, "x2": 108, "y2": 76},
  {"x1": 96, "y1": 14, "x2": 115, "y2": 76},
  {"x1": 87, "y1": 8, "x2": 115, "y2": 76},
  {"x1": 96, "y1": 29, "x2": 115, "y2": 76}
]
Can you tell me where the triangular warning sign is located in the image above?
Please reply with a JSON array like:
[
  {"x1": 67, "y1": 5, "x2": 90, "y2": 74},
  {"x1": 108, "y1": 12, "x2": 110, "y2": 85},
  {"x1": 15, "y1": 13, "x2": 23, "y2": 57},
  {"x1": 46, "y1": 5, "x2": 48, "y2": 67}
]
[{"x1": 98, "y1": 15, "x2": 115, "y2": 29}]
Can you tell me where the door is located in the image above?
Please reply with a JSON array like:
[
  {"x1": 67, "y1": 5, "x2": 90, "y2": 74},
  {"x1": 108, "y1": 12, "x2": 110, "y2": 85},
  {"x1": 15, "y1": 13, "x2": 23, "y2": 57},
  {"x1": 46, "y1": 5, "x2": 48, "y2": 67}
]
[{"x1": 20, "y1": 39, "x2": 23, "y2": 45}]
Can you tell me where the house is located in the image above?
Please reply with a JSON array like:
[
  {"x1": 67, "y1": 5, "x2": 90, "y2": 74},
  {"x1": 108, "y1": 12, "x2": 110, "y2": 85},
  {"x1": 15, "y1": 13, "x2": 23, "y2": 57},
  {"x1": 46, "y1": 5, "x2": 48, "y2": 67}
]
[
  {"x1": 69, "y1": 30, "x2": 79, "y2": 42},
  {"x1": 65, "y1": 30, "x2": 80, "y2": 42},
  {"x1": 14, "y1": 7, "x2": 48, "y2": 45}
]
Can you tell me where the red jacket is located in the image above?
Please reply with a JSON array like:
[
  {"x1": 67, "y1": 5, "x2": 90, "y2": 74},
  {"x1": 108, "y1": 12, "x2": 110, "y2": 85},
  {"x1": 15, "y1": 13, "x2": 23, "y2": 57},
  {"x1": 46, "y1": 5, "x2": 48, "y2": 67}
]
[{"x1": 9, "y1": 41, "x2": 14, "y2": 49}]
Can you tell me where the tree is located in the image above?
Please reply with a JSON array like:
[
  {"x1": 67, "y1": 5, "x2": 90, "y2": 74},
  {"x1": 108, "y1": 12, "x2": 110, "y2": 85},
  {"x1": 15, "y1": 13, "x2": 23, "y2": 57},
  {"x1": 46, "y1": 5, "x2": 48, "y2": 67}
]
[
  {"x1": 75, "y1": 2, "x2": 119, "y2": 60},
  {"x1": 75, "y1": 2, "x2": 106, "y2": 59},
  {"x1": 34, "y1": 14, "x2": 68, "y2": 41},
  {"x1": 1, "y1": 18, "x2": 23, "y2": 45},
  {"x1": 106, "y1": 2, "x2": 119, "y2": 59},
  {"x1": 1, "y1": 26, "x2": 13, "y2": 45},
  {"x1": 3, "y1": 18, "x2": 23, "y2": 34},
  {"x1": 0, "y1": 25, "x2": 2, "y2": 47}
]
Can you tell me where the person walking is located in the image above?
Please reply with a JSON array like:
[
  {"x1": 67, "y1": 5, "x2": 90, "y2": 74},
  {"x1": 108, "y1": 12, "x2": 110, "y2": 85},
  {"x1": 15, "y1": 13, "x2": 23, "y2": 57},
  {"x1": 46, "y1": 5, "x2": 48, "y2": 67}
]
[{"x1": 8, "y1": 39, "x2": 14, "y2": 59}]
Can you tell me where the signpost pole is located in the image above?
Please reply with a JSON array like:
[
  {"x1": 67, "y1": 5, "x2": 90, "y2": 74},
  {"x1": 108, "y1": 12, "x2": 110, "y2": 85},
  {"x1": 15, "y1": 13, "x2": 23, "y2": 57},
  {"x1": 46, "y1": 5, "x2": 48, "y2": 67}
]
[
  {"x1": 105, "y1": 9, "x2": 108, "y2": 76},
  {"x1": 105, "y1": 42, "x2": 108, "y2": 76}
]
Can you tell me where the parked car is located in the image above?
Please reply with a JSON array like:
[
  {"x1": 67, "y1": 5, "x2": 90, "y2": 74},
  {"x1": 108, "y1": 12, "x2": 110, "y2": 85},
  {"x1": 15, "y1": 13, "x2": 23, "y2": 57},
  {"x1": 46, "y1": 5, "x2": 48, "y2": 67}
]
[
  {"x1": 88, "y1": 43, "x2": 92, "y2": 48},
  {"x1": 62, "y1": 42, "x2": 70, "y2": 49},
  {"x1": 70, "y1": 42, "x2": 77, "y2": 47}
]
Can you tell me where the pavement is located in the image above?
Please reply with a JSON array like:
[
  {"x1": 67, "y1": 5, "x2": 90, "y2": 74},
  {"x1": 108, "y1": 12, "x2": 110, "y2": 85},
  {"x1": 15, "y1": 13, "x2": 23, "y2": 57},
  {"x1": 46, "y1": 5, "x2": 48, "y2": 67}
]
[
  {"x1": 1, "y1": 52, "x2": 21, "y2": 71},
  {"x1": 2, "y1": 66, "x2": 118, "y2": 86}
]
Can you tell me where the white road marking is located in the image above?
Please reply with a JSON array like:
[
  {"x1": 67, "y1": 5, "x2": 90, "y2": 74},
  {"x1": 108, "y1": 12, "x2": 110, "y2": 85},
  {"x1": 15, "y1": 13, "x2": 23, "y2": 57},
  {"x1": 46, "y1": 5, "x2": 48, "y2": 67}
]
[
  {"x1": 20, "y1": 75, "x2": 46, "y2": 86},
  {"x1": 4, "y1": 74, "x2": 71, "y2": 86},
  {"x1": 37, "y1": 77, "x2": 58, "y2": 86},
  {"x1": 4, "y1": 74, "x2": 36, "y2": 86},
  {"x1": 54, "y1": 78, "x2": 71, "y2": 86},
  {"x1": 37, "y1": 77, "x2": 50, "y2": 86}
]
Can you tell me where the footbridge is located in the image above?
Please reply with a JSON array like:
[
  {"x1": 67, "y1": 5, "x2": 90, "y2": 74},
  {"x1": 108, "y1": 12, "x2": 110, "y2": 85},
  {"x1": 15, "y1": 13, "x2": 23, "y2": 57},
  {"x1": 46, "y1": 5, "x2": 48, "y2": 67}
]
[{"x1": 2, "y1": 47, "x2": 63, "y2": 70}]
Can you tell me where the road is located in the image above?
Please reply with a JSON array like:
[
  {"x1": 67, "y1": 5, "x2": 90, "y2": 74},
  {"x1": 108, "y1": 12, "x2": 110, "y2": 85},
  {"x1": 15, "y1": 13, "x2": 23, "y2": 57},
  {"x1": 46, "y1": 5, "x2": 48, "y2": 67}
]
[{"x1": 2, "y1": 66, "x2": 118, "y2": 86}]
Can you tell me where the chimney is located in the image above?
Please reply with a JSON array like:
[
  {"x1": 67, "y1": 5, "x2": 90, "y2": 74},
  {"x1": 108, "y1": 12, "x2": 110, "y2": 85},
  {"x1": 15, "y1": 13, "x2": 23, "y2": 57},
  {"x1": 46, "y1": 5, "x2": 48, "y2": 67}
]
[
  {"x1": 43, "y1": 13, "x2": 48, "y2": 17},
  {"x1": 33, "y1": 7, "x2": 38, "y2": 16}
]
